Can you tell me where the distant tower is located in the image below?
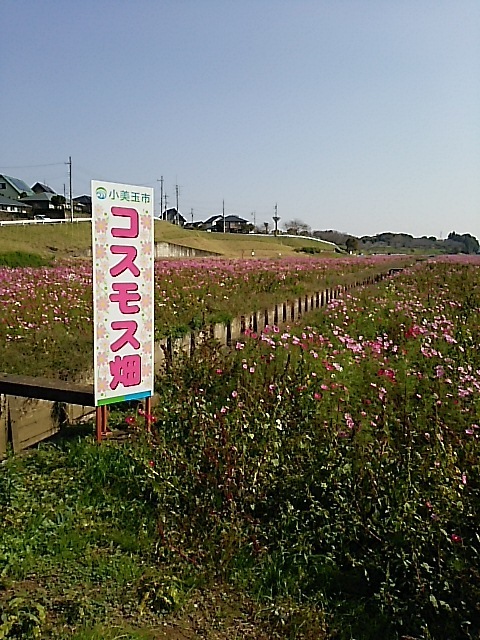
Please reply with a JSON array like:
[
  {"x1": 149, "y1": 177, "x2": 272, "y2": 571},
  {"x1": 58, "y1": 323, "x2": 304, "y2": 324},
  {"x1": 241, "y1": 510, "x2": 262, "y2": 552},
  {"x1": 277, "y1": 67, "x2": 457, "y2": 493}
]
[{"x1": 272, "y1": 203, "x2": 280, "y2": 237}]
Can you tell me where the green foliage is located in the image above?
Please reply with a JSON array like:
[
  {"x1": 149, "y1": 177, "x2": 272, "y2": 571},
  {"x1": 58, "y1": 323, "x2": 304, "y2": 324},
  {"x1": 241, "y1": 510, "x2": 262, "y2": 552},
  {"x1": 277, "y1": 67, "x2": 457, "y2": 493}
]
[
  {"x1": 345, "y1": 237, "x2": 359, "y2": 252},
  {"x1": 447, "y1": 231, "x2": 480, "y2": 254},
  {"x1": 145, "y1": 261, "x2": 480, "y2": 638},
  {"x1": 0, "y1": 252, "x2": 50, "y2": 268},
  {"x1": 0, "y1": 596, "x2": 46, "y2": 639},
  {"x1": 294, "y1": 246, "x2": 323, "y2": 255}
]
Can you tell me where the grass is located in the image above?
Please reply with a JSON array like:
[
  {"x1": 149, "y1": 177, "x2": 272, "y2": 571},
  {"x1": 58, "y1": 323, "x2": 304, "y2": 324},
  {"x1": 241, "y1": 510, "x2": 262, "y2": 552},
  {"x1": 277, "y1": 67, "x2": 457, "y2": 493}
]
[
  {"x1": 0, "y1": 251, "x2": 52, "y2": 268},
  {"x1": 0, "y1": 223, "x2": 92, "y2": 259},
  {"x1": 0, "y1": 221, "x2": 338, "y2": 261},
  {"x1": 154, "y1": 221, "x2": 338, "y2": 257},
  {"x1": 0, "y1": 439, "x2": 287, "y2": 639}
]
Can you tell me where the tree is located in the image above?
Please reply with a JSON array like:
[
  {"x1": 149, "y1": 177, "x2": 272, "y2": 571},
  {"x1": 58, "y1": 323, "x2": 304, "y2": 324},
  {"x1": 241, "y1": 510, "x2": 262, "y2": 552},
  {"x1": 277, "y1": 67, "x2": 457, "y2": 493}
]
[
  {"x1": 345, "y1": 237, "x2": 359, "y2": 253},
  {"x1": 284, "y1": 218, "x2": 311, "y2": 235},
  {"x1": 447, "y1": 232, "x2": 479, "y2": 254},
  {"x1": 51, "y1": 195, "x2": 66, "y2": 210}
]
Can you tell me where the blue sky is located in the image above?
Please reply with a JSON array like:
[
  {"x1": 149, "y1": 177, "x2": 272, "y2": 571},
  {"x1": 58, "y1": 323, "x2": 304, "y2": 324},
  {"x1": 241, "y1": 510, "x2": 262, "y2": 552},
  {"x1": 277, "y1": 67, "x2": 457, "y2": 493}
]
[{"x1": 2, "y1": 0, "x2": 479, "y2": 239}]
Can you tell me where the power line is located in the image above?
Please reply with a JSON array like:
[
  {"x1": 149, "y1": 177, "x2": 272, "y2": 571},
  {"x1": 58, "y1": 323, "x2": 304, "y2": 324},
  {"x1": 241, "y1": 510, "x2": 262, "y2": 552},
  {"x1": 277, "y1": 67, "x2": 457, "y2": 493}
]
[{"x1": 0, "y1": 162, "x2": 65, "y2": 169}]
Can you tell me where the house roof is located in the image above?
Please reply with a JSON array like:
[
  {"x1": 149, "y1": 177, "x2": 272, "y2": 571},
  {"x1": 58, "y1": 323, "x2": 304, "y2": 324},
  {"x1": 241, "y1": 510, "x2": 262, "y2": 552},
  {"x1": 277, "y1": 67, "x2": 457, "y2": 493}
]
[
  {"x1": 165, "y1": 207, "x2": 186, "y2": 222},
  {"x1": 20, "y1": 192, "x2": 55, "y2": 202},
  {"x1": 223, "y1": 215, "x2": 248, "y2": 223},
  {"x1": 32, "y1": 182, "x2": 56, "y2": 194},
  {"x1": 73, "y1": 195, "x2": 91, "y2": 204},
  {"x1": 1, "y1": 175, "x2": 35, "y2": 196},
  {"x1": 0, "y1": 195, "x2": 32, "y2": 208},
  {"x1": 203, "y1": 215, "x2": 222, "y2": 225}
]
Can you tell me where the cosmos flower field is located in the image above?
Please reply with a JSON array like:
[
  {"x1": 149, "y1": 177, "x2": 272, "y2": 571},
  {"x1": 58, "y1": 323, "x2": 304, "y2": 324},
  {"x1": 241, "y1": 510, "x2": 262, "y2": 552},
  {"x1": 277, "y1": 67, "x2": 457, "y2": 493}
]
[
  {"x1": 147, "y1": 255, "x2": 480, "y2": 638},
  {"x1": 0, "y1": 254, "x2": 479, "y2": 637},
  {"x1": 0, "y1": 255, "x2": 407, "y2": 377}
]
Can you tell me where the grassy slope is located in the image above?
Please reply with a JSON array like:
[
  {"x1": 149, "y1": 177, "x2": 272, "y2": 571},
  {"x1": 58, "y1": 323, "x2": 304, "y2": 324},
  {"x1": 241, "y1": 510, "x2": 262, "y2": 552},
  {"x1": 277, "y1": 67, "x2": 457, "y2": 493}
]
[
  {"x1": 0, "y1": 223, "x2": 92, "y2": 259},
  {"x1": 154, "y1": 222, "x2": 338, "y2": 257},
  {"x1": 0, "y1": 221, "x2": 338, "y2": 260}
]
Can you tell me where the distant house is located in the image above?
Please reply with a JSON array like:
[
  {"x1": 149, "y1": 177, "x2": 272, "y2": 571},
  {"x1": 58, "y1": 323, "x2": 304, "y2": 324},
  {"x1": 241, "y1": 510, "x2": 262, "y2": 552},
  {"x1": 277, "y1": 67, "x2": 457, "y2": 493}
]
[
  {"x1": 183, "y1": 221, "x2": 204, "y2": 230},
  {"x1": 196, "y1": 214, "x2": 251, "y2": 233},
  {"x1": 31, "y1": 182, "x2": 56, "y2": 195},
  {"x1": 19, "y1": 192, "x2": 65, "y2": 218},
  {"x1": 73, "y1": 195, "x2": 92, "y2": 215},
  {"x1": 165, "y1": 207, "x2": 186, "y2": 226},
  {"x1": 0, "y1": 195, "x2": 33, "y2": 218},
  {"x1": 0, "y1": 174, "x2": 35, "y2": 200},
  {"x1": 200, "y1": 215, "x2": 223, "y2": 231},
  {"x1": 213, "y1": 214, "x2": 250, "y2": 233}
]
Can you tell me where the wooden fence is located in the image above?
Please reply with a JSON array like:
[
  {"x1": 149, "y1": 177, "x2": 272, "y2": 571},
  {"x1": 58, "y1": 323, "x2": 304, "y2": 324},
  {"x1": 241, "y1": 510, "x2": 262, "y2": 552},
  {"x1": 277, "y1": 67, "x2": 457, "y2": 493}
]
[
  {"x1": 0, "y1": 270, "x2": 396, "y2": 458},
  {"x1": 0, "y1": 374, "x2": 94, "y2": 457}
]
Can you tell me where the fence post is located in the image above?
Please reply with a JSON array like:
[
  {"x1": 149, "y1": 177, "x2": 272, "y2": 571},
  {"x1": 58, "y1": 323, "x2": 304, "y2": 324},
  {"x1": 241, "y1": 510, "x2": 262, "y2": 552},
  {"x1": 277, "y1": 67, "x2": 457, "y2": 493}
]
[
  {"x1": 0, "y1": 395, "x2": 7, "y2": 459},
  {"x1": 230, "y1": 317, "x2": 242, "y2": 342},
  {"x1": 226, "y1": 321, "x2": 232, "y2": 346}
]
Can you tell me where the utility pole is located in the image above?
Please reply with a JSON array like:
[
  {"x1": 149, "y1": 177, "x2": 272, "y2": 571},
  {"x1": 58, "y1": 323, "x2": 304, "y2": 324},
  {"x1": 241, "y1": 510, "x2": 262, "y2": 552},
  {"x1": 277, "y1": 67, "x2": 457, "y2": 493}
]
[
  {"x1": 175, "y1": 184, "x2": 179, "y2": 225},
  {"x1": 252, "y1": 211, "x2": 256, "y2": 230},
  {"x1": 158, "y1": 176, "x2": 164, "y2": 219},
  {"x1": 273, "y1": 203, "x2": 280, "y2": 237},
  {"x1": 191, "y1": 208, "x2": 194, "y2": 224},
  {"x1": 66, "y1": 156, "x2": 73, "y2": 222},
  {"x1": 222, "y1": 199, "x2": 225, "y2": 233}
]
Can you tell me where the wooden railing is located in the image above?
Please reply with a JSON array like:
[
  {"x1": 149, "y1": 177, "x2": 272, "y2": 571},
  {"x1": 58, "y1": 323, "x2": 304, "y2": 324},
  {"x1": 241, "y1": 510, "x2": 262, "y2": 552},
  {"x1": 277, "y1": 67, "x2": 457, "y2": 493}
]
[
  {"x1": 0, "y1": 374, "x2": 95, "y2": 457},
  {"x1": 0, "y1": 373, "x2": 94, "y2": 405}
]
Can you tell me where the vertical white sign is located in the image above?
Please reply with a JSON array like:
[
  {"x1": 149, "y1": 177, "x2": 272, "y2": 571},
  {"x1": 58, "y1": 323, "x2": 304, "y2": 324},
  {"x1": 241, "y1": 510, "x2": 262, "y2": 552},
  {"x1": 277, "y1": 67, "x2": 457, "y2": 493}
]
[{"x1": 91, "y1": 180, "x2": 154, "y2": 406}]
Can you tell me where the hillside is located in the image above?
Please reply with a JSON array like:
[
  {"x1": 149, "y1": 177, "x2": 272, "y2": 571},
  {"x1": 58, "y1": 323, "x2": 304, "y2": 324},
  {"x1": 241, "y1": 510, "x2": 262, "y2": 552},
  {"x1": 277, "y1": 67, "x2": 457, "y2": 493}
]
[
  {"x1": 0, "y1": 221, "x2": 339, "y2": 260},
  {"x1": 314, "y1": 229, "x2": 480, "y2": 255},
  {"x1": 154, "y1": 221, "x2": 338, "y2": 257}
]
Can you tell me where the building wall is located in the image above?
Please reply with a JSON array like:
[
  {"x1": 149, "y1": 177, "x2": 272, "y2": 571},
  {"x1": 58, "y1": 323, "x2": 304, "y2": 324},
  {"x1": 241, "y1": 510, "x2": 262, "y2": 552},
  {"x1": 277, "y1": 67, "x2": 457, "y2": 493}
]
[
  {"x1": 0, "y1": 179, "x2": 20, "y2": 201},
  {"x1": 154, "y1": 242, "x2": 219, "y2": 258}
]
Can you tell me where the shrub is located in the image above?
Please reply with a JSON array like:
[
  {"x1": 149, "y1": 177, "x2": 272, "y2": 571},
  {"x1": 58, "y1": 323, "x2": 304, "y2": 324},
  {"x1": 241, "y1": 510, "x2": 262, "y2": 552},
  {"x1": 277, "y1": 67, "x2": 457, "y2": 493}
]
[{"x1": 0, "y1": 251, "x2": 50, "y2": 268}]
